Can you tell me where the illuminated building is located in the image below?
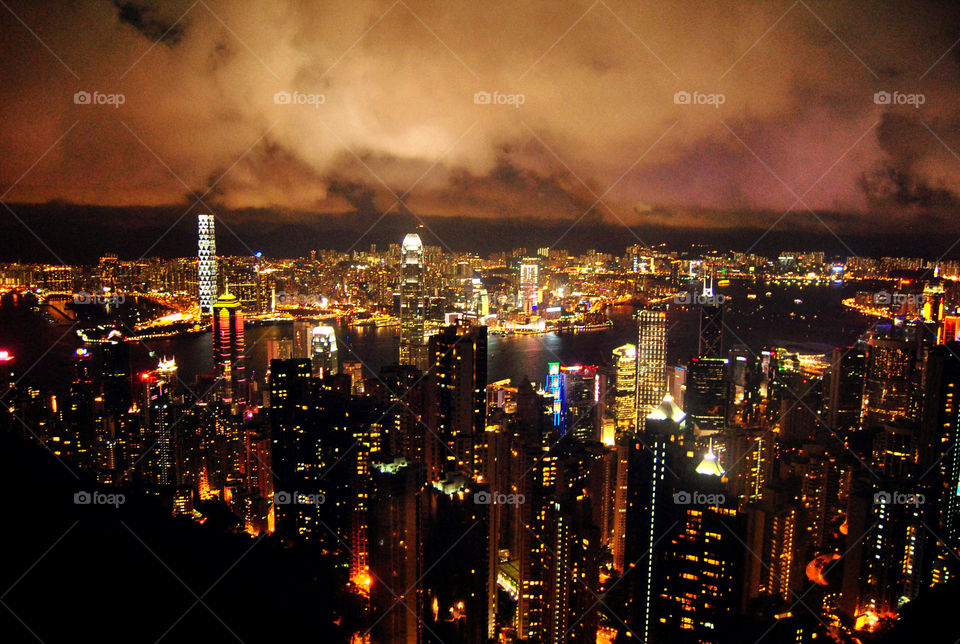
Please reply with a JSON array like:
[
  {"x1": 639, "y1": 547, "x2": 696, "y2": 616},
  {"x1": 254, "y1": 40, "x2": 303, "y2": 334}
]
[
  {"x1": 428, "y1": 322, "x2": 487, "y2": 478},
  {"x1": 744, "y1": 488, "x2": 799, "y2": 602},
  {"x1": 268, "y1": 358, "x2": 319, "y2": 543},
  {"x1": 266, "y1": 337, "x2": 292, "y2": 363},
  {"x1": 939, "y1": 316, "x2": 960, "y2": 344},
  {"x1": 613, "y1": 344, "x2": 637, "y2": 429},
  {"x1": 309, "y1": 325, "x2": 339, "y2": 379},
  {"x1": 212, "y1": 291, "x2": 246, "y2": 405},
  {"x1": 623, "y1": 394, "x2": 688, "y2": 643},
  {"x1": 652, "y1": 447, "x2": 745, "y2": 644},
  {"x1": 142, "y1": 358, "x2": 177, "y2": 487},
  {"x1": 197, "y1": 214, "x2": 217, "y2": 314},
  {"x1": 823, "y1": 346, "x2": 867, "y2": 439},
  {"x1": 545, "y1": 364, "x2": 604, "y2": 442},
  {"x1": 636, "y1": 309, "x2": 667, "y2": 419},
  {"x1": 519, "y1": 257, "x2": 539, "y2": 315},
  {"x1": 399, "y1": 233, "x2": 427, "y2": 369},
  {"x1": 369, "y1": 458, "x2": 423, "y2": 644},
  {"x1": 342, "y1": 361, "x2": 365, "y2": 396},
  {"x1": 684, "y1": 357, "x2": 728, "y2": 432},
  {"x1": 920, "y1": 342, "x2": 960, "y2": 584},
  {"x1": 862, "y1": 337, "x2": 913, "y2": 429},
  {"x1": 546, "y1": 362, "x2": 565, "y2": 433},
  {"x1": 698, "y1": 276, "x2": 724, "y2": 359},
  {"x1": 292, "y1": 319, "x2": 312, "y2": 360}
]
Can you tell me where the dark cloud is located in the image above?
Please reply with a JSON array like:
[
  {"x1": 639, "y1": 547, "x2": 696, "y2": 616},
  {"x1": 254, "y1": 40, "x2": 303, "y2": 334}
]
[{"x1": 113, "y1": 1, "x2": 186, "y2": 45}]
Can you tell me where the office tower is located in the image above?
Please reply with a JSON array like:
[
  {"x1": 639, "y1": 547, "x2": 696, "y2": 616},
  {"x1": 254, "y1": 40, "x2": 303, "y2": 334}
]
[
  {"x1": 266, "y1": 337, "x2": 292, "y2": 363},
  {"x1": 268, "y1": 359, "x2": 318, "y2": 542},
  {"x1": 342, "y1": 361, "x2": 365, "y2": 396},
  {"x1": 399, "y1": 233, "x2": 427, "y2": 369},
  {"x1": 698, "y1": 275, "x2": 724, "y2": 358},
  {"x1": 623, "y1": 394, "x2": 689, "y2": 643},
  {"x1": 309, "y1": 325, "x2": 339, "y2": 379},
  {"x1": 142, "y1": 358, "x2": 177, "y2": 487},
  {"x1": 654, "y1": 448, "x2": 745, "y2": 644},
  {"x1": 428, "y1": 322, "x2": 487, "y2": 477},
  {"x1": 684, "y1": 357, "x2": 728, "y2": 432},
  {"x1": 547, "y1": 362, "x2": 565, "y2": 434},
  {"x1": 100, "y1": 329, "x2": 131, "y2": 414},
  {"x1": 823, "y1": 346, "x2": 867, "y2": 439},
  {"x1": 613, "y1": 344, "x2": 638, "y2": 429},
  {"x1": 198, "y1": 214, "x2": 217, "y2": 314},
  {"x1": 212, "y1": 291, "x2": 246, "y2": 405},
  {"x1": 919, "y1": 342, "x2": 960, "y2": 584},
  {"x1": 862, "y1": 337, "x2": 914, "y2": 429},
  {"x1": 291, "y1": 319, "x2": 312, "y2": 360},
  {"x1": 637, "y1": 309, "x2": 667, "y2": 420},
  {"x1": 369, "y1": 458, "x2": 423, "y2": 644},
  {"x1": 519, "y1": 257, "x2": 539, "y2": 315},
  {"x1": 563, "y1": 364, "x2": 605, "y2": 442}
]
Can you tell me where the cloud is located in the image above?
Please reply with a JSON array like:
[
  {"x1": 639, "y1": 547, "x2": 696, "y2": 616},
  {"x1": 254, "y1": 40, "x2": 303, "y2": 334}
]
[{"x1": 1, "y1": 0, "x2": 959, "y2": 238}]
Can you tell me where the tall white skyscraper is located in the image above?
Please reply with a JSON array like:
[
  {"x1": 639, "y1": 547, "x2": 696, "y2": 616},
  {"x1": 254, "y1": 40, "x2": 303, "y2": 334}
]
[
  {"x1": 637, "y1": 309, "x2": 668, "y2": 422},
  {"x1": 519, "y1": 257, "x2": 539, "y2": 315},
  {"x1": 198, "y1": 214, "x2": 217, "y2": 314},
  {"x1": 399, "y1": 233, "x2": 427, "y2": 368}
]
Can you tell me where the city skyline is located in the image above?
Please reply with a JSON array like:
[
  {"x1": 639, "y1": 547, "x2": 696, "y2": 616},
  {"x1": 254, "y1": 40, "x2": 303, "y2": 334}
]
[{"x1": 3, "y1": 1, "x2": 960, "y2": 643}]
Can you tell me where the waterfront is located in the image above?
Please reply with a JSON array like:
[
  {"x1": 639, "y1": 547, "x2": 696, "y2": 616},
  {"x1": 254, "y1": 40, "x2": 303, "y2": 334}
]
[{"x1": 0, "y1": 279, "x2": 881, "y2": 395}]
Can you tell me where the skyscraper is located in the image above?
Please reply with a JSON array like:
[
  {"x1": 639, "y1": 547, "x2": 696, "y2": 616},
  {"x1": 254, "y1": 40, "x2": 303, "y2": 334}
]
[
  {"x1": 309, "y1": 325, "x2": 339, "y2": 379},
  {"x1": 698, "y1": 275, "x2": 724, "y2": 358},
  {"x1": 613, "y1": 344, "x2": 638, "y2": 429},
  {"x1": 637, "y1": 309, "x2": 667, "y2": 420},
  {"x1": 428, "y1": 322, "x2": 487, "y2": 478},
  {"x1": 198, "y1": 214, "x2": 217, "y2": 314},
  {"x1": 520, "y1": 257, "x2": 539, "y2": 315},
  {"x1": 399, "y1": 233, "x2": 427, "y2": 369},
  {"x1": 213, "y1": 291, "x2": 246, "y2": 405}
]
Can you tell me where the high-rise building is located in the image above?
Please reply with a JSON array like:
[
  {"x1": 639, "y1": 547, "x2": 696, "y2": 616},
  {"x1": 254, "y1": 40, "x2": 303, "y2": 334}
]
[
  {"x1": 824, "y1": 346, "x2": 867, "y2": 440},
  {"x1": 213, "y1": 291, "x2": 246, "y2": 405},
  {"x1": 399, "y1": 233, "x2": 427, "y2": 369},
  {"x1": 698, "y1": 276, "x2": 723, "y2": 359},
  {"x1": 142, "y1": 358, "x2": 178, "y2": 487},
  {"x1": 613, "y1": 344, "x2": 638, "y2": 429},
  {"x1": 428, "y1": 322, "x2": 487, "y2": 478},
  {"x1": 309, "y1": 325, "x2": 339, "y2": 379},
  {"x1": 520, "y1": 257, "x2": 539, "y2": 315},
  {"x1": 637, "y1": 310, "x2": 667, "y2": 420},
  {"x1": 292, "y1": 319, "x2": 312, "y2": 360},
  {"x1": 198, "y1": 214, "x2": 217, "y2": 314},
  {"x1": 862, "y1": 336, "x2": 913, "y2": 429},
  {"x1": 684, "y1": 357, "x2": 728, "y2": 432}
]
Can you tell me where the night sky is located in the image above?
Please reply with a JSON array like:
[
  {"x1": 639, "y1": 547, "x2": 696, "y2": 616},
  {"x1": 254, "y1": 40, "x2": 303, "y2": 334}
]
[{"x1": 2, "y1": 1, "x2": 960, "y2": 257}]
